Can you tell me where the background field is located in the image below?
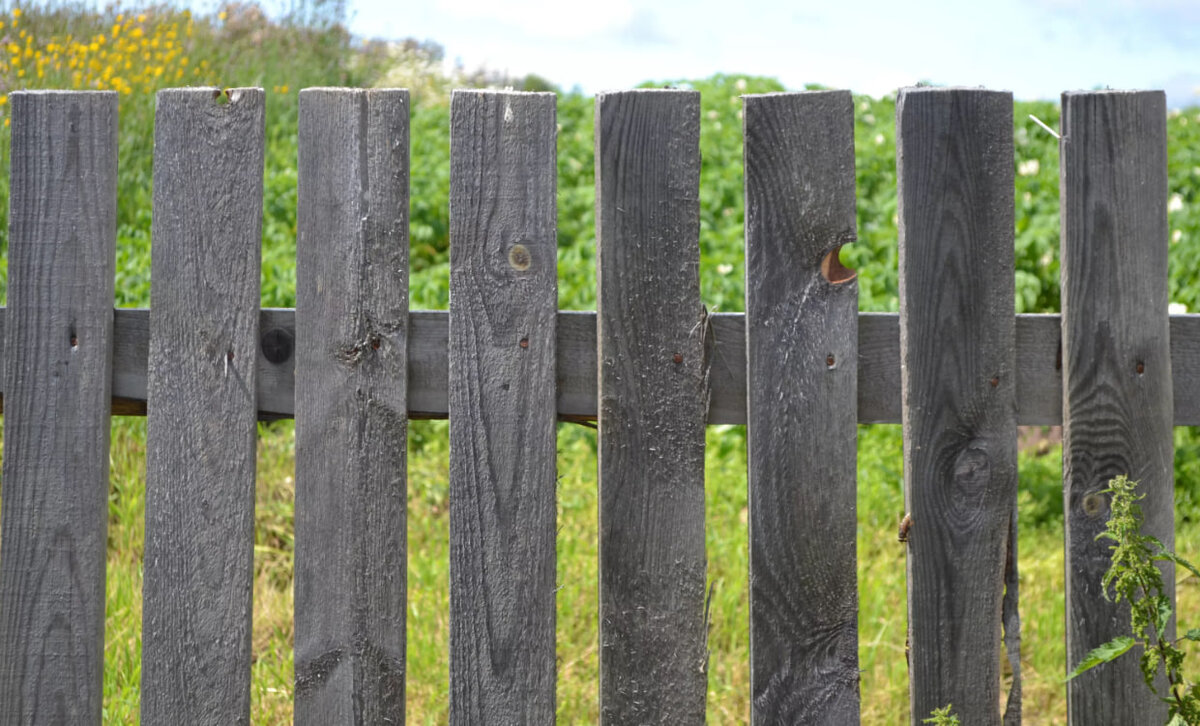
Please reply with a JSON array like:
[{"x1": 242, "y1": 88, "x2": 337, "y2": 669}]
[{"x1": 0, "y1": 3, "x2": 1198, "y2": 723}]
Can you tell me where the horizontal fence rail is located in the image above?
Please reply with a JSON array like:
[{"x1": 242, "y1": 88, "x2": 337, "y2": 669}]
[
  {"x1": 0, "y1": 85, "x2": 1189, "y2": 726},
  {"x1": 1, "y1": 309, "x2": 1199, "y2": 425}
]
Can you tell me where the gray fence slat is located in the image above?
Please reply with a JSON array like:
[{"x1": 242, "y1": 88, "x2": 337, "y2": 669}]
[
  {"x1": 596, "y1": 89, "x2": 707, "y2": 723},
  {"x1": 140, "y1": 87, "x2": 264, "y2": 726},
  {"x1": 897, "y1": 87, "x2": 1018, "y2": 725},
  {"x1": 743, "y1": 91, "x2": 859, "y2": 723},
  {"x1": 293, "y1": 88, "x2": 410, "y2": 724},
  {"x1": 446, "y1": 90, "x2": 559, "y2": 722},
  {"x1": 1060, "y1": 91, "x2": 1174, "y2": 724},
  {"x1": 0, "y1": 91, "x2": 117, "y2": 726},
  {"x1": 5, "y1": 309, "x2": 1200, "y2": 425}
]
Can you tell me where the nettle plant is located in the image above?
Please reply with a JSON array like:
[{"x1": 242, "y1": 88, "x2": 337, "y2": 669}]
[{"x1": 1068, "y1": 475, "x2": 1200, "y2": 725}]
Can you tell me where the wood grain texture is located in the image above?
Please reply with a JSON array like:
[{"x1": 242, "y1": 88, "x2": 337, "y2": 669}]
[
  {"x1": 896, "y1": 87, "x2": 1018, "y2": 725},
  {"x1": 1060, "y1": 91, "x2": 1173, "y2": 725},
  {"x1": 4, "y1": 309, "x2": 1200, "y2": 425},
  {"x1": 743, "y1": 91, "x2": 859, "y2": 724},
  {"x1": 140, "y1": 87, "x2": 264, "y2": 726},
  {"x1": 0, "y1": 91, "x2": 116, "y2": 726},
  {"x1": 447, "y1": 90, "x2": 558, "y2": 724},
  {"x1": 293, "y1": 88, "x2": 410, "y2": 725},
  {"x1": 595, "y1": 89, "x2": 707, "y2": 723}
]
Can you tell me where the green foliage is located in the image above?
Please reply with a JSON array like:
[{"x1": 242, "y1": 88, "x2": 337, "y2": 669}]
[
  {"x1": 923, "y1": 704, "x2": 961, "y2": 725},
  {"x1": 1067, "y1": 475, "x2": 1200, "y2": 725}
]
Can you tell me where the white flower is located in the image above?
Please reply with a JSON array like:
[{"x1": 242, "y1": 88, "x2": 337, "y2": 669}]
[
  {"x1": 735, "y1": 78, "x2": 747, "y2": 91},
  {"x1": 717, "y1": 263, "x2": 734, "y2": 276},
  {"x1": 874, "y1": 133, "x2": 885, "y2": 145},
  {"x1": 1018, "y1": 159, "x2": 1040, "y2": 176},
  {"x1": 863, "y1": 113, "x2": 876, "y2": 125},
  {"x1": 1168, "y1": 194, "x2": 1184, "y2": 212},
  {"x1": 1169, "y1": 302, "x2": 1188, "y2": 314},
  {"x1": 1173, "y1": 229, "x2": 1183, "y2": 244},
  {"x1": 707, "y1": 109, "x2": 719, "y2": 120}
]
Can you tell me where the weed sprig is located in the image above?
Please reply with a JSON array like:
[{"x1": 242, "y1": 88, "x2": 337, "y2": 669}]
[{"x1": 1068, "y1": 475, "x2": 1200, "y2": 725}]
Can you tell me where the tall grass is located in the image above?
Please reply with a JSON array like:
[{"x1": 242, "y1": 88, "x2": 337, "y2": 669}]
[{"x1": 0, "y1": 3, "x2": 1198, "y2": 723}]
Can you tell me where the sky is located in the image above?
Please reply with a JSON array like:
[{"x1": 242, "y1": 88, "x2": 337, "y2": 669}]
[{"x1": 342, "y1": 0, "x2": 1200, "y2": 107}]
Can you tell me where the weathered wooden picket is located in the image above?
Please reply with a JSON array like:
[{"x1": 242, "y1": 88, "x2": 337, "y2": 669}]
[{"x1": 0, "y1": 85, "x2": 1193, "y2": 725}]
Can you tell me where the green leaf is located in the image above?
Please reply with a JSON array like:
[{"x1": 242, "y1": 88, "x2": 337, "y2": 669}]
[
  {"x1": 1157, "y1": 597, "x2": 1175, "y2": 636},
  {"x1": 1184, "y1": 628, "x2": 1200, "y2": 642},
  {"x1": 1166, "y1": 713, "x2": 1186, "y2": 726},
  {"x1": 1067, "y1": 637, "x2": 1137, "y2": 681},
  {"x1": 1150, "y1": 539, "x2": 1200, "y2": 581}
]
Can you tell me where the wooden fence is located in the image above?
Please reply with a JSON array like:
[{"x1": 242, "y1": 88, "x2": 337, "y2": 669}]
[{"x1": 0, "y1": 86, "x2": 1193, "y2": 725}]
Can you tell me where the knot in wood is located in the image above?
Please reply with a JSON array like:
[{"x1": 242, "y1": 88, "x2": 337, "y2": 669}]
[
  {"x1": 1082, "y1": 491, "x2": 1107, "y2": 518},
  {"x1": 261, "y1": 327, "x2": 294, "y2": 365},
  {"x1": 508, "y1": 243, "x2": 532, "y2": 271}
]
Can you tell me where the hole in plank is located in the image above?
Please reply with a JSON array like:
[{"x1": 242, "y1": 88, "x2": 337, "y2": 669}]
[{"x1": 820, "y1": 245, "x2": 856, "y2": 284}]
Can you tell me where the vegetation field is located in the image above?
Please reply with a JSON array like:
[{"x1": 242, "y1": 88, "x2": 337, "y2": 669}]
[{"x1": 0, "y1": 3, "x2": 1198, "y2": 723}]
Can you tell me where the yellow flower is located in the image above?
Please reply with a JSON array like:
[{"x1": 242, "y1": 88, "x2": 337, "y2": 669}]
[
  {"x1": 137, "y1": 14, "x2": 146, "y2": 23},
  {"x1": 112, "y1": 23, "x2": 121, "y2": 37},
  {"x1": 11, "y1": 8, "x2": 21, "y2": 18},
  {"x1": 0, "y1": 96, "x2": 7, "y2": 105},
  {"x1": 218, "y1": 11, "x2": 227, "y2": 21}
]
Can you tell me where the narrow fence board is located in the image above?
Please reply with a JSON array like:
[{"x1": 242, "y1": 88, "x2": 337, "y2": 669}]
[
  {"x1": 447, "y1": 90, "x2": 558, "y2": 723},
  {"x1": 140, "y1": 88, "x2": 264, "y2": 726},
  {"x1": 596, "y1": 89, "x2": 707, "y2": 723},
  {"x1": 0, "y1": 91, "x2": 117, "y2": 726},
  {"x1": 897, "y1": 87, "x2": 1018, "y2": 725},
  {"x1": 293, "y1": 89, "x2": 410, "y2": 724},
  {"x1": 1061, "y1": 91, "x2": 1174, "y2": 724},
  {"x1": 744, "y1": 91, "x2": 859, "y2": 723},
  {"x1": 2, "y1": 309, "x2": 1199, "y2": 425}
]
